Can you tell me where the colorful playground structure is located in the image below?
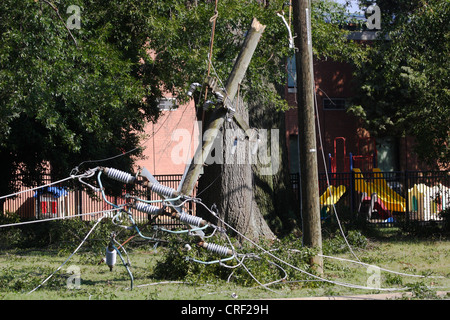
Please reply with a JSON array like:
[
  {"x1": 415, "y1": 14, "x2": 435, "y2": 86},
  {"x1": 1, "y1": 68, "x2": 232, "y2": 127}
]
[
  {"x1": 353, "y1": 168, "x2": 405, "y2": 218},
  {"x1": 319, "y1": 185, "x2": 346, "y2": 218},
  {"x1": 328, "y1": 137, "x2": 377, "y2": 173},
  {"x1": 319, "y1": 168, "x2": 449, "y2": 223},
  {"x1": 320, "y1": 137, "x2": 449, "y2": 223},
  {"x1": 407, "y1": 183, "x2": 448, "y2": 221}
]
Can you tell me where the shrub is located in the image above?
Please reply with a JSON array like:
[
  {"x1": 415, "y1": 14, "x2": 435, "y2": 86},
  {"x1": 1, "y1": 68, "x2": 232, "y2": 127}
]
[
  {"x1": 0, "y1": 212, "x2": 23, "y2": 249},
  {"x1": 323, "y1": 230, "x2": 368, "y2": 255},
  {"x1": 441, "y1": 207, "x2": 450, "y2": 233},
  {"x1": 152, "y1": 234, "x2": 318, "y2": 288}
]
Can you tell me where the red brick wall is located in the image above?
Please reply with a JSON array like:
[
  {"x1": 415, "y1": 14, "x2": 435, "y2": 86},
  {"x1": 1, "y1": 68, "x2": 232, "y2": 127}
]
[
  {"x1": 135, "y1": 100, "x2": 199, "y2": 175},
  {"x1": 285, "y1": 59, "x2": 373, "y2": 173}
]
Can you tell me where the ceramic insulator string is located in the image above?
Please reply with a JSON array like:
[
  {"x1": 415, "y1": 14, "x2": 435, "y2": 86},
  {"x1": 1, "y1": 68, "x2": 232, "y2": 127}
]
[
  {"x1": 205, "y1": 242, "x2": 231, "y2": 256},
  {"x1": 104, "y1": 168, "x2": 136, "y2": 184},
  {"x1": 178, "y1": 212, "x2": 204, "y2": 227},
  {"x1": 135, "y1": 202, "x2": 162, "y2": 215},
  {"x1": 150, "y1": 183, "x2": 176, "y2": 198}
]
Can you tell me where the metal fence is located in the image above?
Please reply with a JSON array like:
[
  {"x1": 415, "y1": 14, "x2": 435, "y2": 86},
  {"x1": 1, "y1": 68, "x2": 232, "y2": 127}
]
[
  {"x1": 292, "y1": 169, "x2": 449, "y2": 227},
  {"x1": 4, "y1": 169, "x2": 449, "y2": 229},
  {"x1": 2, "y1": 174, "x2": 188, "y2": 227}
]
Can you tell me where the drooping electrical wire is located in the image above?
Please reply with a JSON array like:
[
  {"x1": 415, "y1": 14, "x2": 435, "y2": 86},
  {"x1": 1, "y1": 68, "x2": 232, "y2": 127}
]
[
  {"x1": 28, "y1": 211, "x2": 108, "y2": 294},
  {"x1": 12, "y1": 164, "x2": 446, "y2": 295},
  {"x1": 194, "y1": 200, "x2": 410, "y2": 292},
  {"x1": 318, "y1": 254, "x2": 445, "y2": 279},
  {"x1": 0, "y1": 169, "x2": 96, "y2": 201},
  {"x1": 0, "y1": 208, "x2": 121, "y2": 229},
  {"x1": 313, "y1": 87, "x2": 361, "y2": 262}
]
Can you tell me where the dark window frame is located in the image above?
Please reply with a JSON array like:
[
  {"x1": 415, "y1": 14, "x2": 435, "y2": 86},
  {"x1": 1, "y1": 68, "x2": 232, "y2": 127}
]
[{"x1": 323, "y1": 98, "x2": 347, "y2": 110}]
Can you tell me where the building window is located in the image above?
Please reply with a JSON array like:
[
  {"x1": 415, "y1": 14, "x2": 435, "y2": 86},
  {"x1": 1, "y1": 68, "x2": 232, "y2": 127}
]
[
  {"x1": 287, "y1": 56, "x2": 297, "y2": 90},
  {"x1": 376, "y1": 137, "x2": 399, "y2": 172},
  {"x1": 289, "y1": 135, "x2": 300, "y2": 174},
  {"x1": 323, "y1": 98, "x2": 347, "y2": 110},
  {"x1": 158, "y1": 97, "x2": 178, "y2": 111}
]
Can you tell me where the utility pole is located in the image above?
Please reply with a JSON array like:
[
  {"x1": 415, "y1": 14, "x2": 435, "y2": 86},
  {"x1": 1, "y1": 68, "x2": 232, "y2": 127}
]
[
  {"x1": 180, "y1": 18, "x2": 266, "y2": 196},
  {"x1": 292, "y1": 0, "x2": 323, "y2": 274}
]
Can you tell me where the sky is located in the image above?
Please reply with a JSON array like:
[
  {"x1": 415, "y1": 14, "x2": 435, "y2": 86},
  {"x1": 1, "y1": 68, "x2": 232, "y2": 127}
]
[{"x1": 333, "y1": 0, "x2": 365, "y2": 14}]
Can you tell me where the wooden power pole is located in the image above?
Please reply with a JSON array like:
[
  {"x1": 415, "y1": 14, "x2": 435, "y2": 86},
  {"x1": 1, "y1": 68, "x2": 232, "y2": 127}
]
[
  {"x1": 292, "y1": 0, "x2": 323, "y2": 274},
  {"x1": 180, "y1": 18, "x2": 266, "y2": 197}
]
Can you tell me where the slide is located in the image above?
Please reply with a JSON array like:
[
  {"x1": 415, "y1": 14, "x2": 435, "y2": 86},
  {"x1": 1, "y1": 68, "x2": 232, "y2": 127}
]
[
  {"x1": 353, "y1": 169, "x2": 406, "y2": 213},
  {"x1": 372, "y1": 168, "x2": 406, "y2": 212},
  {"x1": 320, "y1": 185, "x2": 347, "y2": 206},
  {"x1": 320, "y1": 185, "x2": 346, "y2": 220}
]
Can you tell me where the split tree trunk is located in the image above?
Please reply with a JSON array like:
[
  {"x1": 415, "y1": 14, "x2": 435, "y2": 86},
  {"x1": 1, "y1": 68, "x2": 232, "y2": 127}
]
[
  {"x1": 197, "y1": 97, "x2": 276, "y2": 242},
  {"x1": 182, "y1": 18, "x2": 277, "y2": 242},
  {"x1": 194, "y1": 18, "x2": 300, "y2": 242}
]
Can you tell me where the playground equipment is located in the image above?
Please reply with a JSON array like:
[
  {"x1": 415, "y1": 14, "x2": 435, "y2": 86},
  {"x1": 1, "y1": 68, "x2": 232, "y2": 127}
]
[
  {"x1": 352, "y1": 137, "x2": 378, "y2": 172},
  {"x1": 353, "y1": 169, "x2": 449, "y2": 222},
  {"x1": 320, "y1": 185, "x2": 347, "y2": 206},
  {"x1": 319, "y1": 185, "x2": 347, "y2": 219},
  {"x1": 329, "y1": 137, "x2": 377, "y2": 173},
  {"x1": 371, "y1": 168, "x2": 406, "y2": 212},
  {"x1": 328, "y1": 137, "x2": 349, "y2": 173},
  {"x1": 407, "y1": 183, "x2": 448, "y2": 221},
  {"x1": 353, "y1": 168, "x2": 406, "y2": 220},
  {"x1": 33, "y1": 186, "x2": 69, "y2": 219},
  {"x1": 325, "y1": 135, "x2": 447, "y2": 223}
]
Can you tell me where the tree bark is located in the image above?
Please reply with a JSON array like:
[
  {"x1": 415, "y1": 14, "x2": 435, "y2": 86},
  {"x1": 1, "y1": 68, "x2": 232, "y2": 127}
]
[
  {"x1": 181, "y1": 18, "x2": 277, "y2": 242},
  {"x1": 198, "y1": 97, "x2": 276, "y2": 242},
  {"x1": 247, "y1": 81, "x2": 301, "y2": 237},
  {"x1": 195, "y1": 21, "x2": 301, "y2": 242}
]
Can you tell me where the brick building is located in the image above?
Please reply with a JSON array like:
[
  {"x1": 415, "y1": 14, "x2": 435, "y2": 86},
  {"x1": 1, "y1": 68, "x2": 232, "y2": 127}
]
[
  {"x1": 285, "y1": 54, "x2": 439, "y2": 175},
  {"x1": 136, "y1": 98, "x2": 199, "y2": 175},
  {"x1": 136, "y1": 31, "x2": 439, "y2": 176}
]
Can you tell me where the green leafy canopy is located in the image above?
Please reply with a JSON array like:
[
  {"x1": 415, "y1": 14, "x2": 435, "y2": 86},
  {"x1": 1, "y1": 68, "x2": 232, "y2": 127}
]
[
  {"x1": 0, "y1": 0, "x2": 160, "y2": 190},
  {"x1": 349, "y1": 0, "x2": 449, "y2": 167},
  {"x1": 0, "y1": 0, "x2": 365, "y2": 197}
]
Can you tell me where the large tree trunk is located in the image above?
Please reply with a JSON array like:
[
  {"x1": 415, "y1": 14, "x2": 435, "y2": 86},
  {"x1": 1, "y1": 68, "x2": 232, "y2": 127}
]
[
  {"x1": 247, "y1": 81, "x2": 301, "y2": 237},
  {"x1": 193, "y1": 18, "x2": 299, "y2": 242},
  {"x1": 197, "y1": 97, "x2": 276, "y2": 242}
]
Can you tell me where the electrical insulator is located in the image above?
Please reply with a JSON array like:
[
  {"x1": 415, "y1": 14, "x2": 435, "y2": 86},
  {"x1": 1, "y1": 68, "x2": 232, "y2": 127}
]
[
  {"x1": 178, "y1": 212, "x2": 206, "y2": 227},
  {"x1": 106, "y1": 246, "x2": 117, "y2": 271},
  {"x1": 199, "y1": 241, "x2": 232, "y2": 256},
  {"x1": 103, "y1": 168, "x2": 136, "y2": 184},
  {"x1": 134, "y1": 202, "x2": 162, "y2": 216},
  {"x1": 187, "y1": 82, "x2": 201, "y2": 97},
  {"x1": 149, "y1": 183, "x2": 177, "y2": 198}
]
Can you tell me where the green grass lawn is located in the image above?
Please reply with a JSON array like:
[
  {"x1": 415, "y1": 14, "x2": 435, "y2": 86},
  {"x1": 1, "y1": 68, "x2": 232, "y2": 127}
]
[{"x1": 1, "y1": 232, "x2": 449, "y2": 300}]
